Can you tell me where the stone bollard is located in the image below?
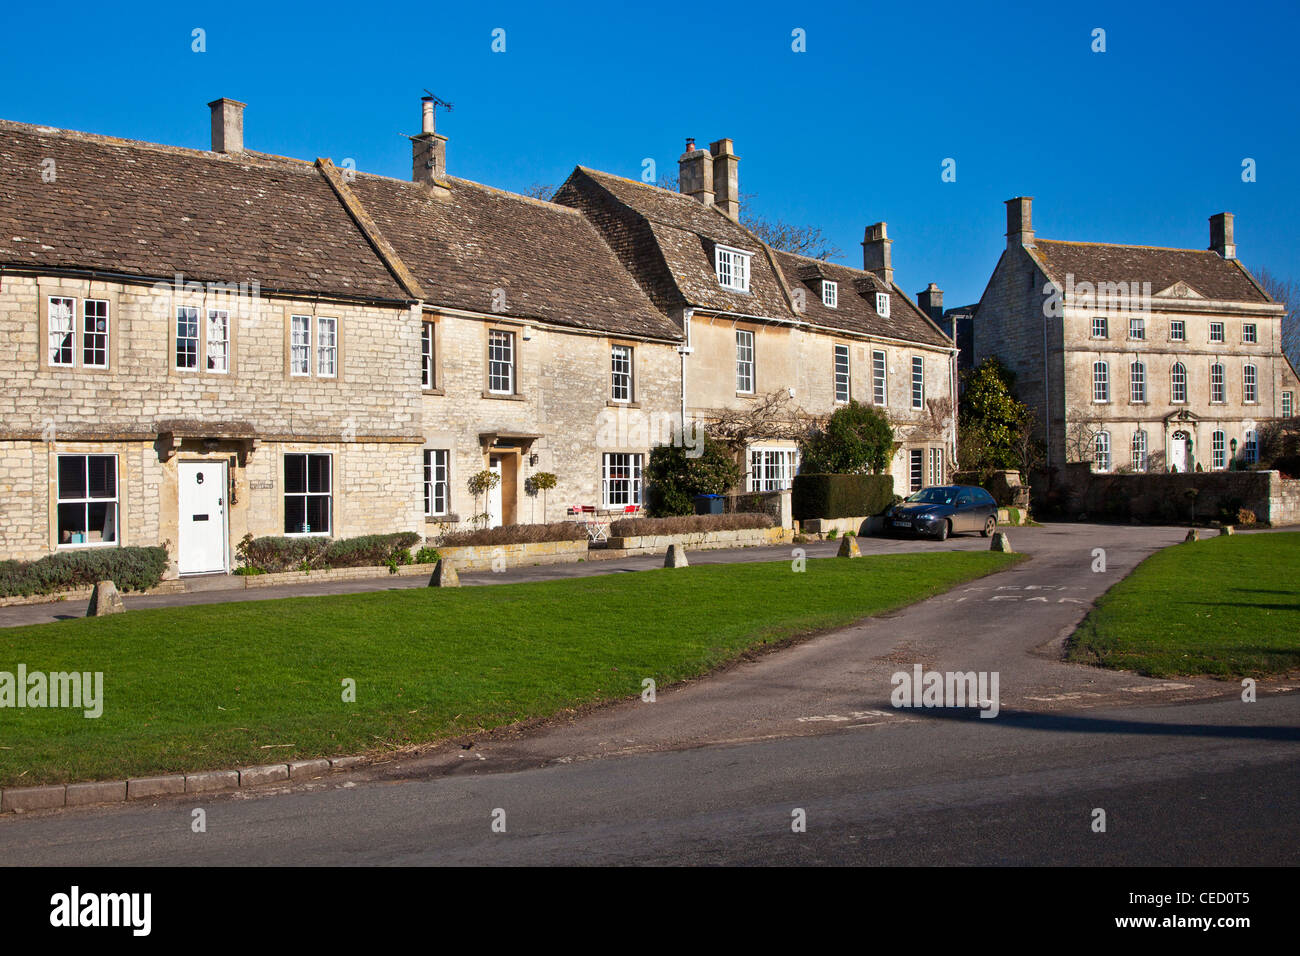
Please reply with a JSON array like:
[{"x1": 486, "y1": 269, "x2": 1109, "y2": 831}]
[
  {"x1": 86, "y1": 580, "x2": 125, "y2": 617},
  {"x1": 837, "y1": 534, "x2": 861, "y2": 558},
  {"x1": 664, "y1": 544, "x2": 689, "y2": 568},
  {"x1": 1219, "y1": 525, "x2": 1234, "y2": 536},
  {"x1": 1184, "y1": 529, "x2": 1199, "y2": 543},
  {"x1": 429, "y1": 559, "x2": 460, "y2": 587},
  {"x1": 990, "y1": 532, "x2": 1014, "y2": 553}
]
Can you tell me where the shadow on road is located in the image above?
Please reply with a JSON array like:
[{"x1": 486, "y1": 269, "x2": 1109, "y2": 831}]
[{"x1": 902, "y1": 706, "x2": 1300, "y2": 742}]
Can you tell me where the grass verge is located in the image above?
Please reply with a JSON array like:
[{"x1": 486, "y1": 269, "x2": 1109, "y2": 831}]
[
  {"x1": 0, "y1": 551, "x2": 1021, "y2": 786},
  {"x1": 1067, "y1": 532, "x2": 1300, "y2": 679}
]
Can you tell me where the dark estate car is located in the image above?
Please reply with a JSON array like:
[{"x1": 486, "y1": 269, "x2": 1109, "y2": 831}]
[{"x1": 884, "y1": 485, "x2": 998, "y2": 541}]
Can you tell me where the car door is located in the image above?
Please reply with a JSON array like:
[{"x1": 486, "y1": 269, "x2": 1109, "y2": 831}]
[{"x1": 955, "y1": 489, "x2": 977, "y2": 532}]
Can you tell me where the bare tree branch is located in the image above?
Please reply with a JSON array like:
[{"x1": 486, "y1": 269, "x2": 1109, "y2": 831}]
[{"x1": 1254, "y1": 266, "x2": 1299, "y2": 371}]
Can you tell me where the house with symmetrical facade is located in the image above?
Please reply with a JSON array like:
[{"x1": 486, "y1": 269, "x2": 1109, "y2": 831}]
[
  {"x1": 974, "y1": 197, "x2": 1298, "y2": 474},
  {"x1": 0, "y1": 99, "x2": 958, "y2": 578},
  {"x1": 555, "y1": 140, "x2": 957, "y2": 496}
]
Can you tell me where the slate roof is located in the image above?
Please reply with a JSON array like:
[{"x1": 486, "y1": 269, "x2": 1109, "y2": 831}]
[
  {"x1": 0, "y1": 120, "x2": 409, "y2": 301},
  {"x1": 344, "y1": 172, "x2": 681, "y2": 340},
  {"x1": 1031, "y1": 239, "x2": 1272, "y2": 304}
]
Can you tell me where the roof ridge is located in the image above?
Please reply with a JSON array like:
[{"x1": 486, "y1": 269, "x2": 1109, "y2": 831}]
[{"x1": 1036, "y1": 237, "x2": 1221, "y2": 255}]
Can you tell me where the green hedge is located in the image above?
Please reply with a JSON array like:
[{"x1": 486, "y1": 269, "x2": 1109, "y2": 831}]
[
  {"x1": 236, "y1": 532, "x2": 420, "y2": 573},
  {"x1": 0, "y1": 546, "x2": 169, "y2": 598},
  {"x1": 792, "y1": 473, "x2": 896, "y2": 520}
]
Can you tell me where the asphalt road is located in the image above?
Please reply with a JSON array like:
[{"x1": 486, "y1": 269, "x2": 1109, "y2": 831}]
[{"x1": 0, "y1": 522, "x2": 1296, "y2": 865}]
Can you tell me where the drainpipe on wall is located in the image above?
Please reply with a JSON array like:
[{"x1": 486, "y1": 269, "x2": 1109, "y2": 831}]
[
  {"x1": 1043, "y1": 297, "x2": 1052, "y2": 469},
  {"x1": 678, "y1": 309, "x2": 694, "y2": 438}
]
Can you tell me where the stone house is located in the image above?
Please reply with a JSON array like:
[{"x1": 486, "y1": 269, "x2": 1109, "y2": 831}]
[
  {"x1": 973, "y1": 197, "x2": 1298, "y2": 474},
  {"x1": 553, "y1": 140, "x2": 958, "y2": 496}
]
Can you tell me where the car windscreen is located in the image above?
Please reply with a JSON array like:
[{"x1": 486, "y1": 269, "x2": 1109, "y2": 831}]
[{"x1": 905, "y1": 487, "x2": 956, "y2": 505}]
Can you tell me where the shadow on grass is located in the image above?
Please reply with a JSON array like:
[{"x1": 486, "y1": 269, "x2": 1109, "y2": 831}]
[{"x1": 902, "y1": 706, "x2": 1300, "y2": 742}]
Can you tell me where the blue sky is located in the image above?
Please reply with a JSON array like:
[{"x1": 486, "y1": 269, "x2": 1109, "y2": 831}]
[{"x1": 2, "y1": 0, "x2": 1297, "y2": 307}]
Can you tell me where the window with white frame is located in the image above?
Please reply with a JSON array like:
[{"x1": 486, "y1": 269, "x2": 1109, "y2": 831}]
[
  {"x1": 421, "y1": 323, "x2": 434, "y2": 389},
  {"x1": 48, "y1": 296, "x2": 75, "y2": 366},
  {"x1": 602, "y1": 453, "x2": 642, "y2": 507},
  {"x1": 1243, "y1": 364, "x2": 1257, "y2": 403},
  {"x1": 284, "y1": 453, "x2": 332, "y2": 535},
  {"x1": 424, "y1": 449, "x2": 449, "y2": 516},
  {"x1": 1284, "y1": 391, "x2": 1294, "y2": 418},
  {"x1": 715, "y1": 245, "x2": 751, "y2": 292},
  {"x1": 1170, "y1": 319, "x2": 1185, "y2": 341},
  {"x1": 911, "y1": 356, "x2": 924, "y2": 409},
  {"x1": 928, "y1": 447, "x2": 944, "y2": 486},
  {"x1": 749, "y1": 447, "x2": 798, "y2": 492},
  {"x1": 1210, "y1": 362, "x2": 1224, "y2": 403},
  {"x1": 833, "y1": 344, "x2": 850, "y2": 403},
  {"x1": 1212, "y1": 431, "x2": 1226, "y2": 470},
  {"x1": 1131, "y1": 430, "x2": 1148, "y2": 472},
  {"x1": 611, "y1": 344, "x2": 633, "y2": 403},
  {"x1": 1244, "y1": 429, "x2": 1258, "y2": 464},
  {"x1": 1093, "y1": 360, "x2": 1110, "y2": 402},
  {"x1": 1210, "y1": 321, "x2": 1224, "y2": 343},
  {"x1": 875, "y1": 293, "x2": 891, "y2": 317},
  {"x1": 176, "y1": 306, "x2": 200, "y2": 370},
  {"x1": 488, "y1": 329, "x2": 515, "y2": 394},
  {"x1": 1171, "y1": 362, "x2": 1187, "y2": 403},
  {"x1": 1092, "y1": 317, "x2": 1108, "y2": 339},
  {"x1": 290, "y1": 315, "x2": 312, "y2": 376},
  {"x1": 56, "y1": 454, "x2": 118, "y2": 547},
  {"x1": 1129, "y1": 316, "x2": 1145, "y2": 340},
  {"x1": 206, "y1": 309, "x2": 230, "y2": 372},
  {"x1": 872, "y1": 350, "x2": 887, "y2": 405},
  {"x1": 1243, "y1": 323, "x2": 1257, "y2": 344},
  {"x1": 909, "y1": 449, "x2": 924, "y2": 491},
  {"x1": 316, "y1": 317, "x2": 337, "y2": 378},
  {"x1": 1094, "y1": 431, "x2": 1111, "y2": 472},
  {"x1": 822, "y1": 281, "x2": 838, "y2": 308},
  {"x1": 82, "y1": 299, "x2": 109, "y2": 368},
  {"x1": 736, "y1": 329, "x2": 755, "y2": 393},
  {"x1": 1130, "y1": 360, "x2": 1146, "y2": 403}
]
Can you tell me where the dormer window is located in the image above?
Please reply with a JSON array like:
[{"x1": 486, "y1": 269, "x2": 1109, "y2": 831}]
[
  {"x1": 715, "y1": 245, "x2": 752, "y2": 293},
  {"x1": 875, "y1": 292, "x2": 890, "y2": 317},
  {"x1": 822, "y1": 281, "x2": 838, "y2": 308}
]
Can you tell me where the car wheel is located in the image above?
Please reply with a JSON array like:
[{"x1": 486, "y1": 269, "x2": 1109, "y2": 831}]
[
  {"x1": 981, "y1": 516, "x2": 996, "y2": 537},
  {"x1": 936, "y1": 520, "x2": 949, "y2": 542}
]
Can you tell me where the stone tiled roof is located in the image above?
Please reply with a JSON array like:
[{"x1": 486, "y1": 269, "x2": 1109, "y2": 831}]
[
  {"x1": 1031, "y1": 239, "x2": 1272, "y2": 304},
  {"x1": 0, "y1": 120, "x2": 410, "y2": 301},
  {"x1": 344, "y1": 172, "x2": 681, "y2": 340},
  {"x1": 770, "y1": 249, "x2": 952, "y2": 348}
]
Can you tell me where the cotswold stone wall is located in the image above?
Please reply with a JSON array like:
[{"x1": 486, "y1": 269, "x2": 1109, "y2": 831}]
[{"x1": 1052, "y1": 462, "x2": 1296, "y2": 525}]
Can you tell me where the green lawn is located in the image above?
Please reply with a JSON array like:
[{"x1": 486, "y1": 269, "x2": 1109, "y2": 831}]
[
  {"x1": 1067, "y1": 532, "x2": 1300, "y2": 679},
  {"x1": 0, "y1": 552, "x2": 1019, "y2": 787}
]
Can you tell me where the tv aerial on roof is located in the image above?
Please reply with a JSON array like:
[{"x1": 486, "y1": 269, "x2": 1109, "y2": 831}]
[{"x1": 424, "y1": 89, "x2": 454, "y2": 119}]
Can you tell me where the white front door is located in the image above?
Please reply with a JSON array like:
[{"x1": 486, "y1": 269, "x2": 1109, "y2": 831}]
[
  {"x1": 487, "y1": 458, "x2": 503, "y2": 528},
  {"x1": 178, "y1": 461, "x2": 228, "y2": 574},
  {"x1": 1169, "y1": 432, "x2": 1189, "y2": 473}
]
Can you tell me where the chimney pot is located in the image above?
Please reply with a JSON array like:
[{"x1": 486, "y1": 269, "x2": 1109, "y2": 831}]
[
  {"x1": 207, "y1": 98, "x2": 246, "y2": 154},
  {"x1": 421, "y1": 96, "x2": 435, "y2": 135},
  {"x1": 1005, "y1": 196, "x2": 1034, "y2": 248},
  {"x1": 1209, "y1": 212, "x2": 1235, "y2": 259},
  {"x1": 862, "y1": 222, "x2": 893, "y2": 286}
]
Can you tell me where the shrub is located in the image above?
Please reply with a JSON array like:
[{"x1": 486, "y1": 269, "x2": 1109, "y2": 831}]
[
  {"x1": 0, "y1": 546, "x2": 169, "y2": 598},
  {"x1": 437, "y1": 522, "x2": 588, "y2": 547},
  {"x1": 414, "y1": 546, "x2": 441, "y2": 564},
  {"x1": 1270, "y1": 454, "x2": 1300, "y2": 479},
  {"x1": 1237, "y1": 508, "x2": 1258, "y2": 527},
  {"x1": 235, "y1": 532, "x2": 419, "y2": 573},
  {"x1": 799, "y1": 401, "x2": 894, "y2": 475},
  {"x1": 792, "y1": 473, "x2": 896, "y2": 520},
  {"x1": 608, "y1": 513, "x2": 773, "y2": 537},
  {"x1": 645, "y1": 436, "x2": 741, "y2": 517}
]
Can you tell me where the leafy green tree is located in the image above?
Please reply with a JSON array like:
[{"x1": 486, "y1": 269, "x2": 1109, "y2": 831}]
[
  {"x1": 799, "y1": 401, "x2": 894, "y2": 474},
  {"x1": 646, "y1": 436, "x2": 741, "y2": 516},
  {"x1": 959, "y1": 358, "x2": 1036, "y2": 474}
]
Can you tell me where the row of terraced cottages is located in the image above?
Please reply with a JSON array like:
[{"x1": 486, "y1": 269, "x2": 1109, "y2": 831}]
[{"x1": 0, "y1": 99, "x2": 957, "y2": 577}]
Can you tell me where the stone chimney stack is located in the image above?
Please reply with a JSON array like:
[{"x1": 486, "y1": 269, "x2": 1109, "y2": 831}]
[
  {"x1": 1006, "y1": 196, "x2": 1034, "y2": 248},
  {"x1": 862, "y1": 222, "x2": 893, "y2": 286},
  {"x1": 709, "y1": 138, "x2": 739, "y2": 219},
  {"x1": 412, "y1": 96, "x2": 448, "y2": 186},
  {"x1": 1209, "y1": 212, "x2": 1236, "y2": 259},
  {"x1": 916, "y1": 283, "x2": 944, "y2": 324},
  {"x1": 208, "y1": 98, "x2": 246, "y2": 154},
  {"x1": 678, "y1": 139, "x2": 714, "y2": 207}
]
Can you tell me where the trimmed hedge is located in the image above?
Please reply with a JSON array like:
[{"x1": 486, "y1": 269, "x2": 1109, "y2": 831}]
[
  {"x1": 436, "y1": 522, "x2": 588, "y2": 547},
  {"x1": 609, "y1": 513, "x2": 774, "y2": 537},
  {"x1": 0, "y1": 546, "x2": 169, "y2": 598},
  {"x1": 236, "y1": 532, "x2": 420, "y2": 573},
  {"x1": 792, "y1": 473, "x2": 896, "y2": 520}
]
